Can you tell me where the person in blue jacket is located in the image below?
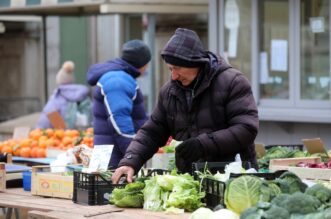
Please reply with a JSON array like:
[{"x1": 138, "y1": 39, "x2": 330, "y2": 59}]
[{"x1": 87, "y1": 40, "x2": 151, "y2": 168}]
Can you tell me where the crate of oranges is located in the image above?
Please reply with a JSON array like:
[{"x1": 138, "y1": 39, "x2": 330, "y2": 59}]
[{"x1": 0, "y1": 128, "x2": 93, "y2": 158}]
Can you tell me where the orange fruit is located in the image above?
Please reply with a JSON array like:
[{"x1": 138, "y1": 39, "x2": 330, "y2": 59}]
[
  {"x1": 13, "y1": 145, "x2": 21, "y2": 156},
  {"x1": 20, "y1": 147, "x2": 31, "y2": 158},
  {"x1": 1, "y1": 145, "x2": 13, "y2": 154},
  {"x1": 65, "y1": 129, "x2": 80, "y2": 138},
  {"x1": 38, "y1": 140, "x2": 47, "y2": 149},
  {"x1": 55, "y1": 129, "x2": 65, "y2": 139},
  {"x1": 85, "y1": 127, "x2": 93, "y2": 135},
  {"x1": 20, "y1": 138, "x2": 31, "y2": 148},
  {"x1": 45, "y1": 128, "x2": 55, "y2": 138},
  {"x1": 31, "y1": 140, "x2": 38, "y2": 148},
  {"x1": 29, "y1": 129, "x2": 42, "y2": 141},
  {"x1": 30, "y1": 147, "x2": 39, "y2": 158},
  {"x1": 36, "y1": 148, "x2": 46, "y2": 158},
  {"x1": 62, "y1": 136, "x2": 73, "y2": 146},
  {"x1": 45, "y1": 138, "x2": 55, "y2": 147}
]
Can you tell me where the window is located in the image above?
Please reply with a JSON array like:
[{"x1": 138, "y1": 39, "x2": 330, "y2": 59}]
[
  {"x1": 300, "y1": 0, "x2": 330, "y2": 101},
  {"x1": 224, "y1": 0, "x2": 252, "y2": 81},
  {"x1": 259, "y1": 0, "x2": 289, "y2": 100},
  {"x1": 214, "y1": 0, "x2": 331, "y2": 121}
]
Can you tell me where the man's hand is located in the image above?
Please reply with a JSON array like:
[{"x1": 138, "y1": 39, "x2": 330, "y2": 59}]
[
  {"x1": 112, "y1": 166, "x2": 134, "y2": 184},
  {"x1": 175, "y1": 138, "x2": 204, "y2": 163}
]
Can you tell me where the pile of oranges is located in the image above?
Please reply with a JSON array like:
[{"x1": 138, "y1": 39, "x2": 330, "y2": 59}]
[{"x1": 0, "y1": 127, "x2": 93, "y2": 158}]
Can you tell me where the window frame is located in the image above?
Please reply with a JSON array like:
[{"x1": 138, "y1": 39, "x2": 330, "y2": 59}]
[{"x1": 217, "y1": 0, "x2": 331, "y2": 122}]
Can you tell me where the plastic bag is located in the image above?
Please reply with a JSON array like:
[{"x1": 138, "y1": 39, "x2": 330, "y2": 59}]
[{"x1": 65, "y1": 97, "x2": 92, "y2": 129}]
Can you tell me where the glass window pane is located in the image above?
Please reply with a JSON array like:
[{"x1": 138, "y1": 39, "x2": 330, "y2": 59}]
[
  {"x1": 300, "y1": 0, "x2": 330, "y2": 100},
  {"x1": 224, "y1": 0, "x2": 252, "y2": 81},
  {"x1": 259, "y1": 0, "x2": 289, "y2": 99}
]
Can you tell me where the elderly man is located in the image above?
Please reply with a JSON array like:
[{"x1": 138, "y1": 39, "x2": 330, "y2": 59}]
[{"x1": 112, "y1": 28, "x2": 259, "y2": 183}]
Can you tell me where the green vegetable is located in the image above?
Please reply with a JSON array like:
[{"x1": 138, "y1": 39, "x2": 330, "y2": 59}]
[
  {"x1": 270, "y1": 193, "x2": 290, "y2": 207},
  {"x1": 258, "y1": 147, "x2": 306, "y2": 169},
  {"x1": 262, "y1": 204, "x2": 290, "y2": 219},
  {"x1": 305, "y1": 184, "x2": 331, "y2": 204},
  {"x1": 109, "y1": 181, "x2": 145, "y2": 208},
  {"x1": 239, "y1": 206, "x2": 264, "y2": 219},
  {"x1": 143, "y1": 173, "x2": 204, "y2": 212},
  {"x1": 225, "y1": 175, "x2": 262, "y2": 214},
  {"x1": 259, "y1": 181, "x2": 281, "y2": 202},
  {"x1": 99, "y1": 170, "x2": 113, "y2": 180},
  {"x1": 113, "y1": 193, "x2": 144, "y2": 208},
  {"x1": 292, "y1": 150, "x2": 307, "y2": 158},
  {"x1": 274, "y1": 192, "x2": 321, "y2": 215},
  {"x1": 143, "y1": 177, "x2": 163, "y2": 211},
  {"x1": 273, "y1": 171, "x2": 307, "y2": 194},
  {"x1": 240, "y1": 202, "x2": 290, "y2": 219}
]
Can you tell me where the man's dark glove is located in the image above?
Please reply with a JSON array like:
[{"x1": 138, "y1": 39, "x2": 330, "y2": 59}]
[{"x1": 175, "y1": 138, "x2": 204, "y2": 163}]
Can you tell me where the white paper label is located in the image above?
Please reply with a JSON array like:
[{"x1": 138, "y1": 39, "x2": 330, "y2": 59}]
[
  {"x1": 86, "y1": 145, "x2": 113, "y2": 172},
  {"x1": 271, "y1": 39, "x2": 288, "y2": 72}
]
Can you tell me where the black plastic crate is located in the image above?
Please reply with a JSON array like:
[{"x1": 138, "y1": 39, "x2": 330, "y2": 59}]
[
  {"x1": 73, "y1": 171, "x2": 125, "y2": 205},
  {"x1": 146, "y1": 169, "x2": 171, "y2": 177},
  {"x1": 192, "y1": 161, "x2": 252, "y2": 179},
  {"x1": 200, "y1": 177, "x2": 226, "y2": 209},
  {"x1": 229, "y1": 170, "x2": 288, "y2": 180},
  {"x1": 201, "y1": 171, "x2": 288, "y2": 209},
  {"x1": 265, "y1": 144, "x2": 304, "y2": 151}
]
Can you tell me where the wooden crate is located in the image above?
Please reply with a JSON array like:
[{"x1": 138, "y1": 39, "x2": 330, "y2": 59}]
[
  {"x1": 31, "y1": 165, "x2": 73, "y2": 199},
  {"x1": 269, "y1": 157, "x2": 321, "y2": 169},
  {"x1": 269, "y1": 157, "x2": 331, "y2": 180},
  {"x1": 0, "y1": 163, "x2": 5, "y2": 191}
]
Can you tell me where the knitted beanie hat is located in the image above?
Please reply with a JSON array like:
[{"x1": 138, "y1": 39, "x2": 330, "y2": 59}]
[
  {"x1": 162, "y1": 55, "x2": 204, "y2": 68},
  {"x1": 56, "y1": 61, "x2": 75, "y2": 85},
  {"x1": 121, "y1": 39, "x2": 151, "y2": 69}
]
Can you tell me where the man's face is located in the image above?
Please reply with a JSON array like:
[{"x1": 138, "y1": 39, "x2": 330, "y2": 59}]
[
  {"x1": 166, "y1": 64, "x2": 200, "y2": 86},
  {"x1": 138, "y1": 63, "x2": 149, "y2": 75}
]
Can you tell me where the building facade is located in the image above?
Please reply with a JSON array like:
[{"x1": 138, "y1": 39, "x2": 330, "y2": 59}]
[{"x1": 209, "y1": 0, "x2": 331, "y2": 147}]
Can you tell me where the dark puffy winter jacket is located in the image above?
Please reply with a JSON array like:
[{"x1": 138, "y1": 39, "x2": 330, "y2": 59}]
[{"x1": 118, "y1": 28, "x2": 259, "y2": 173}]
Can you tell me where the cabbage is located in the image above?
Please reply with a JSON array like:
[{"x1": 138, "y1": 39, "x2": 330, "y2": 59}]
[
  {"x1": 190, "y1": 208, "x2": 238, "y2": 219},
  {"x1": 211, "y1": 209, "x2": 239, "y2": 219},
  {"x1": 189, "y1": 207, "x2": 213, "y2": 219},
  {"x1": 224, "y1": 175, "x2": 262, "y2": 214}
]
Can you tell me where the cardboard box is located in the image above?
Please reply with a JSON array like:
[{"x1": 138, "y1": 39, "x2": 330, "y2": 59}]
[
  {"x1": 0, "y1": 163, "x2": 5, "y2": 191},
  {"x1": 302, "y1": 138, "x2": 329, "y2": 156},
  {"x1": 31, "y1": 165, "x2": 73, "y2": 199},
  {"x1": 269, "y1": 157, "x2": 331, "y2": 180}
]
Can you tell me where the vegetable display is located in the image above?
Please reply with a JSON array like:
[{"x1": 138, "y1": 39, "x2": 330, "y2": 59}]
[
  {"x1": 258, "y1": 146, "x2": 308, "y2": 169},
  {"x1": 109, "y1": 171, "x2": 205, "y2": 212},
  {"x1": 238, "y1": 174, "x2": 331, "y2": 218}
]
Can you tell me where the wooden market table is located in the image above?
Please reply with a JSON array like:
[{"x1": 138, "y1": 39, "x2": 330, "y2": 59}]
[{"x1": 0, "y1": 188, "x2": 191, "y2": 219}]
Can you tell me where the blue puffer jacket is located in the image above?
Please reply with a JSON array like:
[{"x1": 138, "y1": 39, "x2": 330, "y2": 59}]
[{"x1": 86, "y1": 58, "x2": 148, "y2": 168}]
